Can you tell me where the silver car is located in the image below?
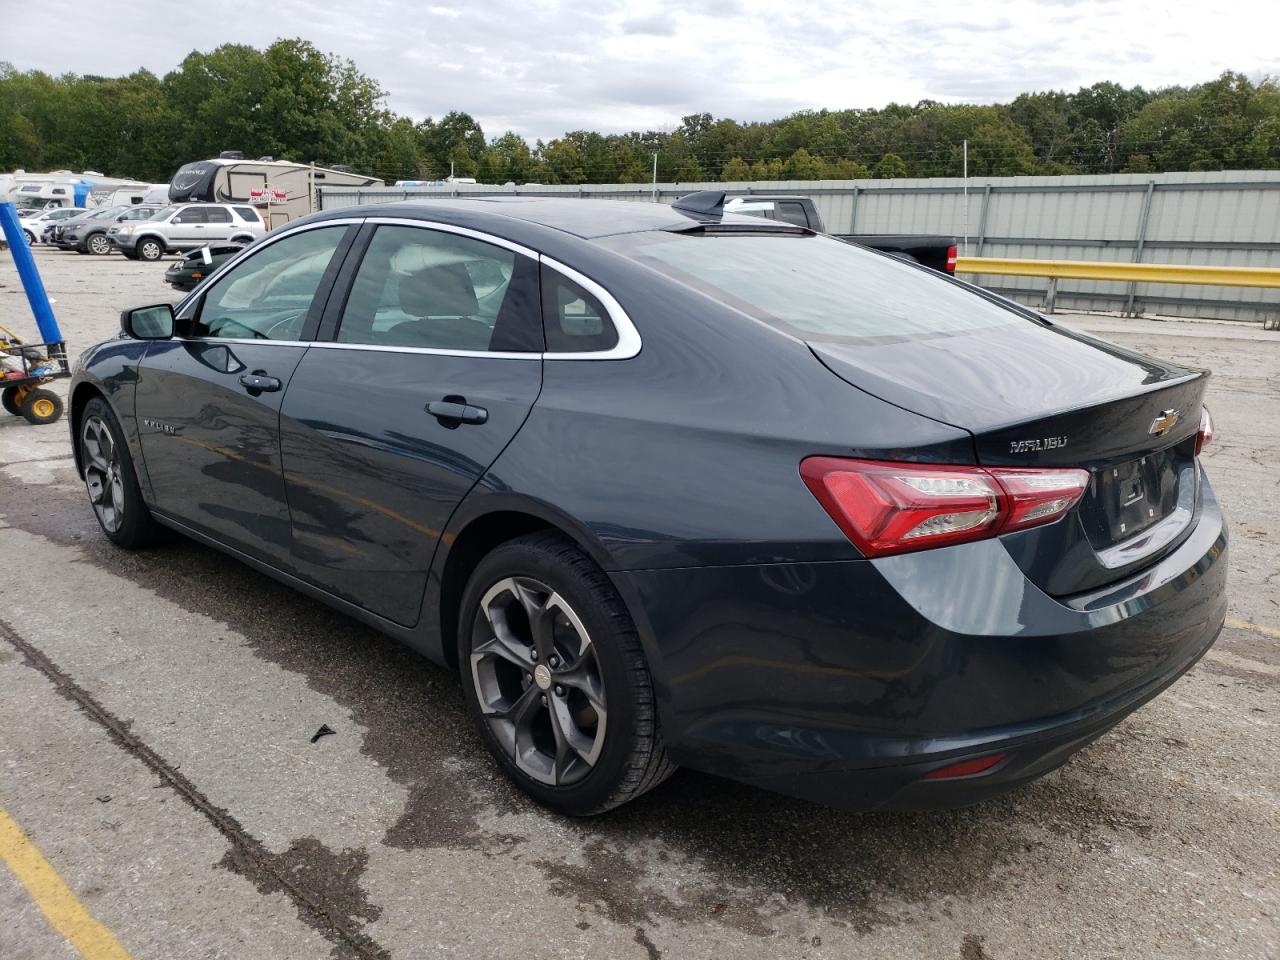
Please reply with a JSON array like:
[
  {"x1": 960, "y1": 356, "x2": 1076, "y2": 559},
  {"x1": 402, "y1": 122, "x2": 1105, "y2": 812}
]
[{"x1": 109, "y1": 203, "x2": 267, "y2": 261}]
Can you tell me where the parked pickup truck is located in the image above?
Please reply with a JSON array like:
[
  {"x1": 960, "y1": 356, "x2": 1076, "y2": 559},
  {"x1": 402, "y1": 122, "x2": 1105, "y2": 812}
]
[{"x1": 724, "y1": 195, "x2": 957, "y2": 274}]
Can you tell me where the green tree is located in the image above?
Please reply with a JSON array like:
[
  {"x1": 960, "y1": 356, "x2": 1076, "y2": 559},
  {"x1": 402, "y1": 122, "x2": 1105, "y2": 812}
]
[
  {"x1": 720, "y1": 156, "x2": 752, "y2": 181},
  {"x1": 873, "y1": 152, "x2": 908, "y2": 178}
]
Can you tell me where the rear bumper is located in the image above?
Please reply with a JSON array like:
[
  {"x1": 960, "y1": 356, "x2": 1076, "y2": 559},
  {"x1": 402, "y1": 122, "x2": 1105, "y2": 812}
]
[{"x1": 614, "y1": 473, "x2": 1227, "y2": 810}]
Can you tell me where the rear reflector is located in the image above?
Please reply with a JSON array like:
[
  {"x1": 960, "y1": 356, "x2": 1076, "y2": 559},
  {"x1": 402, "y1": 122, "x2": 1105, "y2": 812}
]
[
  {"x1": 924, "y1": 753, "x2": 1008, "y2": 780},
  {"x1": 1196, "y1": 405, "x2": 1214, "y2": 456},
  {"x1": 800, "y1": 458, "x2": 1090, "y2": 558},
  {"x1": 945, "y1": 244, "x2": 958, "y2": 273}
]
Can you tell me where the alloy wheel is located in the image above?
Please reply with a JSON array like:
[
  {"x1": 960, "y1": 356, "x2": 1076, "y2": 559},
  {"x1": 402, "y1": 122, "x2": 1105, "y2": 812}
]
[
  {"x1": 88, "y1": 234, "x2": 112, "y2": 255},
  {"x1": 82, "y1": 415, "x2": 125, "y2": 533},
  {"x1": 139, "y1": 240, "x2": 162, "y2": 261},
  {"x1": 469, "y1": 576, "x2": 607, "y2": 787}
]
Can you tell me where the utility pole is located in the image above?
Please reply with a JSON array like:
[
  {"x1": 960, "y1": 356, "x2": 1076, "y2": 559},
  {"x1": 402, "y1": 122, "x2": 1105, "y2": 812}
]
[
  {"x1": 962, "y1": 139, "x2": 969, "y2": 256},
  {"x1": 450, "y1": 160, "x2": 455, "y2": 180},
  {"x1": 651, "y1": 152, "x2": 658, "y2": 203}
]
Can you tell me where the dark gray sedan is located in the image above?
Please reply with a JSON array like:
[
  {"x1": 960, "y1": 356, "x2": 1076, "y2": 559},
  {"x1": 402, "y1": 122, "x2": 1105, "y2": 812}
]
[{"x1": 67, "y1": 195, "x2": 1227, "y2": 815}]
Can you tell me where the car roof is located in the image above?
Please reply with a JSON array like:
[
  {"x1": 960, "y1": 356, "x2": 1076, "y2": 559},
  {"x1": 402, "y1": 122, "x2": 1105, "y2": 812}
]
[{"x1": 310, "y1": 197, "x2": 772, "y2": 241}]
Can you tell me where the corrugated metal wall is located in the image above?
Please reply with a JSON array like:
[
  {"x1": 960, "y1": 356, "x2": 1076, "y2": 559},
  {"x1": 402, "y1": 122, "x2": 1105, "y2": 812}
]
[{"x1": 320, "y1": 171, "x2": 1280, "y2": 322}]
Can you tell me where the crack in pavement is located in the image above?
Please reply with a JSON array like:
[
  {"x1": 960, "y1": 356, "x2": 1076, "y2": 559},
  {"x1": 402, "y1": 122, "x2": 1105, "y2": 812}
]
[{"x1": 0, "y1": 615, "x2": 390, "y2": 960}]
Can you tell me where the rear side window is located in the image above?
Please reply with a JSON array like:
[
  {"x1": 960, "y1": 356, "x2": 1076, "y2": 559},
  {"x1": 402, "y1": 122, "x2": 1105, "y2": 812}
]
[
  {"x1": 336, "y1": 226, "x2": 541, "y2": 353},
  {"x1": 234, "y1": 206, "x2": 260, "y2": 222},
  {"x1": 776, "y1": 202, "x2": 810, "y2": 228},
  {"x1": 204, "y1": 207, "x2": 232, "y2": 223},
  {"x1": 599, "y1": 232, "x2": 1022, "y2": 343},
  {"x1": 541, "y1": 266, "x2": 618, "y2": 353}
]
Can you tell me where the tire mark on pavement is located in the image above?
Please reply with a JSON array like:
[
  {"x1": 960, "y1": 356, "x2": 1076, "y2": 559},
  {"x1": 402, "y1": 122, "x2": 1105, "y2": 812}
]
[{"x1": 0, "y1": 616, "x2": 390, "y2": 960}]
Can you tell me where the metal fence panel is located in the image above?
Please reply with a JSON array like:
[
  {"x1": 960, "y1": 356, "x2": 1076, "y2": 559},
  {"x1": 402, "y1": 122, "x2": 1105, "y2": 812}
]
[{"x1": 320, "y1": 171, "x2": 1280, "y2": 322}]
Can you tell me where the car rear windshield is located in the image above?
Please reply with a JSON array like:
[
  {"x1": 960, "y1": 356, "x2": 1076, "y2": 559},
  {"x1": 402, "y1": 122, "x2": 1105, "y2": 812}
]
[{"x1": 598, "y1": 231, "x2": 1025, "y2": 343}]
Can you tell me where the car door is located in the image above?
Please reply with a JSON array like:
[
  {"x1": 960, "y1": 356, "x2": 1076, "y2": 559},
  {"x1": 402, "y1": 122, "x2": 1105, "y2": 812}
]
[
  {"x1": 278, "y1": 221, "x2": 544, "y2": 626},
  {"x1": 202, "y1": 205, "x2": 235, "y2": 242},
  {"x1": 167, "y1": 205, "x2": 207, "y2": 247},
  {"x1": 134, "y1": 223, "x2": 358, "y2": 567}
]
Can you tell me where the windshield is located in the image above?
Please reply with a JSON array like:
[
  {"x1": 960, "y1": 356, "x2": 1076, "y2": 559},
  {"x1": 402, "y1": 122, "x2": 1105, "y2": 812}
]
[
  {"x1": 598, "y1": 231, "x2": 1025, "y2": 343},
  {"x1": 149, "y1": 205, "x2": 181, "y2": 221},
  {"x1": 89, "y1": 206, "x2": 127, "y2": 219}
]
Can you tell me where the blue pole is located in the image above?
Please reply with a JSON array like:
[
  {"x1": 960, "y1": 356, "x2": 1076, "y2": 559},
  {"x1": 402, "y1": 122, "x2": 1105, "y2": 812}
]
[{"x1": 0, "y1": 201, "x2": 64, "y2": 345}]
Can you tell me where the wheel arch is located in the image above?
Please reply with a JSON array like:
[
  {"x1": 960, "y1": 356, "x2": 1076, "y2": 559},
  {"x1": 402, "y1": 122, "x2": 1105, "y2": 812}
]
[
  {"x1": 69, "y1": 381, "x2": 107, "y2": 477},
  {"x1": 433, "y1": 498, "x2": 619, "y2": 671}
]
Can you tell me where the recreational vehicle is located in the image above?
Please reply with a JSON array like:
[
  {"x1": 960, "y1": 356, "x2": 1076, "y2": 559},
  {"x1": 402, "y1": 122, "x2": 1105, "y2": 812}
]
[{"x1": 167, "y1": 155, "x2": 381, "y2": 226}]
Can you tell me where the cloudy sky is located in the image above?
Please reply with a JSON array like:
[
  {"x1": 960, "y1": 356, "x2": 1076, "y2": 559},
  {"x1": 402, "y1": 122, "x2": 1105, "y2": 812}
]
[{"x1": 6, "y1": 0, "x2": 1280, "y2": 142}]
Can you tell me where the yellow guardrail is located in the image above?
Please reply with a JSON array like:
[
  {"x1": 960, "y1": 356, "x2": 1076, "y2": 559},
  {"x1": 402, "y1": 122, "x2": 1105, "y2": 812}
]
[{"x1": 954, "y1": 256, "x2": 1280, "y2": 289}]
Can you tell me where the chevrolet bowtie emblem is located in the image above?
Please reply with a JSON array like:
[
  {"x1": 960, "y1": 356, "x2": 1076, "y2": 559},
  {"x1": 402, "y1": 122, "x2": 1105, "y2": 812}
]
[{"x1": 1149, "y1": 408, "x2": 1180, "y2": 437}]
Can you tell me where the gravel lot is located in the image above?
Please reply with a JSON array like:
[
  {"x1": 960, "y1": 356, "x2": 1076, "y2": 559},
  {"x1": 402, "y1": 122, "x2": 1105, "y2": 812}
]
[{"x1": 1, "y1": 247, "x2": 1277, "y2": 960}]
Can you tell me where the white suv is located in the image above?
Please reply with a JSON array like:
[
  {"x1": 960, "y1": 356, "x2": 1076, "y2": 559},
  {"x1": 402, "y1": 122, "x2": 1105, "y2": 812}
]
[{"x1": 109, "y1": 203, "x2": 267, "y2": 261}]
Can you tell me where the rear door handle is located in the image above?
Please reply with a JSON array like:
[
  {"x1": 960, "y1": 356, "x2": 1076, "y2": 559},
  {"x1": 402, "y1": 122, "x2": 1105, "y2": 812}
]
[
  {"x1": 239, "y1": 372, "x2": 282, "y2": 393},
  {"x1": 426, "y1": 398, "x2": 488, "y2": 426}
]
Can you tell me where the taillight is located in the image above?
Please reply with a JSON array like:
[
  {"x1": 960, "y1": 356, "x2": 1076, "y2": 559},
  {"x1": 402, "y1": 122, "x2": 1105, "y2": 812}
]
[
  {"x1": 1195, "y1": 405, "x2": 1214, "y2": 456},
  {"x1": 945, "y1": 244, "x2": 958, "y2": 273},
  {"x1": 799, "y1": 458, "x2": 1089, "y2": 558}
]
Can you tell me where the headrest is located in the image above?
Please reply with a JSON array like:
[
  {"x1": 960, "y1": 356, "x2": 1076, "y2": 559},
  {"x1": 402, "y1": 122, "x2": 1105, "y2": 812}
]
[{"x1": 397, "y1": 263, "x2": 478, "y2": 317}]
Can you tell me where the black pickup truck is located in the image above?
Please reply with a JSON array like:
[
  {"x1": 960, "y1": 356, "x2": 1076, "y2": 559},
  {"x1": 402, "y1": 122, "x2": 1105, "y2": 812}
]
[{"x1": 724, "y1": 195, "x2": 957, "y2": 274}]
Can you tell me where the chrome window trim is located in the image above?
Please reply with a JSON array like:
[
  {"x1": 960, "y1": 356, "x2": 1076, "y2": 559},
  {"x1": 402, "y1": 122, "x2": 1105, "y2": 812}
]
[
  {"x1": 362, "y1": 216, "x2": 539, "y2": 260},
  {"x1": 308, "y1": 341, "x2": 539, "y2": 361},
  {"x1": 174, "y1": 217, "x2": 365, "y2": 318},
  {"x1": 175, "y1": 215, "x2": 643, "y2": 361},
  {"x1": 537, "y1": 256, "x2": 641, "y2": 360}
]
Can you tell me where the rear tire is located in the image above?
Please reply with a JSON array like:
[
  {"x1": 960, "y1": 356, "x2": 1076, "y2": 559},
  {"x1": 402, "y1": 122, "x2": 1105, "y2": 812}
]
[
  {"x1": 458, "y1": 533, "x2": 676, "y2": 815},
  {"x1": 137, "y1": 238, "x2": 163, "y2": 261},
  {"x1": 79, "y1": 397, "x2": 165, "y2": 548},
  {"x1": 2, "y1": 386, "x2": 23, "y2": 417}
]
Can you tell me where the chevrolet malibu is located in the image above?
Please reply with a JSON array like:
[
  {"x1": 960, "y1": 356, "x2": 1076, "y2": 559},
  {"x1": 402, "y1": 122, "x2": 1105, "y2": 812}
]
[{"x1": 69, "y1": 194, "x2": 1227, "y2": 815}]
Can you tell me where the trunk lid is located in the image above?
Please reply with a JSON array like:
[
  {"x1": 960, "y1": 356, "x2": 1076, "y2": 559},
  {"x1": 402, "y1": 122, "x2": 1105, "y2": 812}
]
[{"x1": 812, "y1": 320, "x2": 1208, "y2": 595}]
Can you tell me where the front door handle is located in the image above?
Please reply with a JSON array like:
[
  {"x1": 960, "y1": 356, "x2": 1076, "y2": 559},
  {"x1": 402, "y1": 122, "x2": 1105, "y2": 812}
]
[
  {"x1": 239, "y1": 372, "x2": 282, "y2": 393},
  {"x1": 426, "y1": 397, "x2": 488, "y2": 427}
]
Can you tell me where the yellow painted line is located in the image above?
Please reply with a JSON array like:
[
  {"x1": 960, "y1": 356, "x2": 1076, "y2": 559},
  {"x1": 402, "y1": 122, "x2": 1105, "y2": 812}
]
[
  {"x1": 1225, "y1": 617, "x2": 1280, "y2": 641},
  {"x1": 954, "y1": 256, "x2": 1280, "y2": 288},
  {"x1": 0, "y1": 803, "x2": 132, "y2": 960}
]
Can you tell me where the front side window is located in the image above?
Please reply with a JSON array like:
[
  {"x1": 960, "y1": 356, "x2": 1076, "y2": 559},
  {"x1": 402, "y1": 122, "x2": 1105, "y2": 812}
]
[
  {"x1": 192, "y1": 227, "x2": 348, "y2": 340},
  {"x1": 172, "y1": 207, "x2": 205, "y2": 224},
  {"x1": 336, "y1": 226, "x2": 541, "y2": 352}
]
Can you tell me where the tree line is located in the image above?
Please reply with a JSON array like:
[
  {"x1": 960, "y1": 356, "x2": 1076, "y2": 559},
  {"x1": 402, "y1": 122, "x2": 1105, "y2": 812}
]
[{"x1": 2, "y1": 40, "x2": 1278, "y2": 187}]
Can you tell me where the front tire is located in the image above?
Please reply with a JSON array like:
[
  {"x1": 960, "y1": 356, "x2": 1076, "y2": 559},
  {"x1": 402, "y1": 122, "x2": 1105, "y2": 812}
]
[
  {"x1": 80, "y1": 397, "x2": 165, "y2": 548},
  {"x1": 137, "y1": 238, "x2": 163, "y2": 261},
  {"x1": 87, "y1": 233, "x2": 113, "y2": 255},
  {"x1": 20, "y1": 389, "x2": 63, "y2": 425},
  {"x1": 23, "y1": 229, "x2": 35, "y2": 246},
  {"x1": 458, "y1": 533, "x2": 675, "y2": 815}
]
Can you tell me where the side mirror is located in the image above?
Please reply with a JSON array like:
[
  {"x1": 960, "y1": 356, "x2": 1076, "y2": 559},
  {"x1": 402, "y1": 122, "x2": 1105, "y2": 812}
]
[{"x1": 121, "y1": 304, "x2": 175, "y2": 340}]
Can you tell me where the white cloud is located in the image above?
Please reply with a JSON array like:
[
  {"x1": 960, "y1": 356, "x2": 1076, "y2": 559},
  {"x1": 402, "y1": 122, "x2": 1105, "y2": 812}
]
[{"x1": 5, "y1": 0, "x2": 1279, "y2": 142}]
